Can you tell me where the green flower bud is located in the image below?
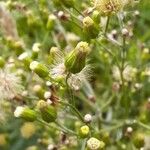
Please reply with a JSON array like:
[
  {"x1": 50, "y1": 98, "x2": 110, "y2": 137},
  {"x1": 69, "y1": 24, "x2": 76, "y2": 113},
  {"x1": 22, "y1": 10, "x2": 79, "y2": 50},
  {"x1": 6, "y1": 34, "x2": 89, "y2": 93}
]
[
  {"x1": 46, "y1": 14, "x2": 56, "y2": 30},
  {"x1": 37, "y1": 100, "x2": 57, "y2": 123},
  {"x1": 49, "y1": 47, "x2": 61, "y2": 64},
  {"x1": 14, "y1": 106, "x2": 37, "y2": 122},
  {"x1": 30, "y1": 61, "x2": 49, "y2": 78},
  {"x1": 0, "y1": 57, "x2": 5, "y2": 68},
  {"x1": 33, "y1": 85, "x2": 45, "y2": 99},
  {"x1": 79, "y1": 125, "x2": 90, "y2": 138},
  {"x1": 133, "y1": 133, "x2": 145, "y2": 148},
  {"x1": 65, "y1": 42, "x2": 90, "y2": 74},
  {"x1": 87, "y1": 137, "x2": 105, "y2": 150},
  {"x1": 92, "y1": 10, "x2": 100, "y2": 24},
  {"x1": 32, "y1": 43, "x2": 41, "y2": 59},
  {"x1": 83, "y1": 16, "x2": 99, "y2": 39},
  {"x1": 18, "y1": 52, "x2": 32, "y2": 69}
]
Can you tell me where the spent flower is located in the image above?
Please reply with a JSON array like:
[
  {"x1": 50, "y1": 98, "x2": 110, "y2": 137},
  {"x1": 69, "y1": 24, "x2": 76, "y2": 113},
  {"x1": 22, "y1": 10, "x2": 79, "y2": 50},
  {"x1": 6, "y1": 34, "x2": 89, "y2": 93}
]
[{"x1": 0, "y1": 69, "x2": 24, "y2": 100}]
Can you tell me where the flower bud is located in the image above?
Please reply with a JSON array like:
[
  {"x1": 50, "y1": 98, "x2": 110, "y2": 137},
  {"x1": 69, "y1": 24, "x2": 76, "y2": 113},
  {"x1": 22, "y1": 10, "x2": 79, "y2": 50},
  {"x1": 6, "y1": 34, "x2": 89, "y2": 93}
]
[
  {"x1": 14, "y1": 106, "x2": 37, "y2": 122},
  {"x1": 33, "y1": 84, "x2": 45, "y2": 99},
  {"x1": 37, "y1": 100, "x2": 57, "y2": 123},
  {"x1": 83, "y1": 16, "x2": 99, "y2": 39},
  {"x1": 121, "y1": 28, "x2": 129, "y2": 36},
  {"x1": 79, "y1": 125, "x2": 90, "y2": 138},
  {"x1": 0, "y1": 56, "x2": 5, "y2": 68},
  {"x1": 133, "y1": 133, "x2": 145, "y2": 148},
  {"x1": 92, "y1": 10, "x2": 100, "y2": 24},
  {"x1": 84, "y1": 114, "x2": 92, "y2": 123},
  {"x1": 87, "y1": 137, "x2": 105, "y2": 150},
  {"x1": 30, "y1": 61, "x2": 49, "y2": 78},
  {"x1": 49, "y1": 47, "x2": 62, "y2": 64},
  {"x1": 18, "y1": 52, "x2": 32, "y2": 69},
  {"x1": 46, "y1": 14, "x2": 56, "y2": 30},
  {"x1": 44, "y1": 91, "x2": 52, "y2": 99},
  {"x1": 32, "y1": 43, "x2": 41, "y2": 59},
  {"x1": 65, "y1": 42, "x2": 90, "y2": 74}
]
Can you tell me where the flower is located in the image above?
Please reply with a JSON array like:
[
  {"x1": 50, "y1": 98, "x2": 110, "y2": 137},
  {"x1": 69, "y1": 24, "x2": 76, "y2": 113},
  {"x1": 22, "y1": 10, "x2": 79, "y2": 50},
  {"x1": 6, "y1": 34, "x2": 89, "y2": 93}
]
[
  {"x1": 67, "y1": 65, "x2": 92, "y2": 90},
  {"x1": 14, "y1": 106, "x2": 37, "y2": 121},
  {"x1": 20, "y1": 122, "x2": 36, "y2": 139},
  {"x1": 112, "y1": 65, "x2": 137, "y2": 82},
  {"x1": 50, "y1": 44, "x2": 92, "y2": 90},
  {"x1": 87, "y1": 137, "x2": 105, "y2": 150},
  {"x1": 14, "y1": 106, "x2": 25, "y2": 118},
  {"x1": 84, "y1": 114, "x2": 92, "y2": 123},
  {"x1": 79, "y1": 125, "x2": 90, "y2": 138},
  {"x1": 93, "y1": 0, "x2": 124, "y2": 15},
  {"x1": 0, "y1": 69, "x2": 24, "y2": 100}
]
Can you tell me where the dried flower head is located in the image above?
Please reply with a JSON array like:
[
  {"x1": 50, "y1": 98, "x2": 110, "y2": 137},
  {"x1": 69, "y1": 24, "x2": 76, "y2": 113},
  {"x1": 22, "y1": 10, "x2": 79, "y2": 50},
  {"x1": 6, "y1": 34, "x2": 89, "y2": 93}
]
[
  {"x1": 0, "y1": 2, "x2": 18, "y2": 39},
  {"x1": 93, "y1": 0, "x2": 124, "y2": 15},
  {"x1": 0, "y1": 69, "x2": 24, "y2": 100},
  {"x1": 87, "y1": 137, "x2": 105, "y2": 150}
]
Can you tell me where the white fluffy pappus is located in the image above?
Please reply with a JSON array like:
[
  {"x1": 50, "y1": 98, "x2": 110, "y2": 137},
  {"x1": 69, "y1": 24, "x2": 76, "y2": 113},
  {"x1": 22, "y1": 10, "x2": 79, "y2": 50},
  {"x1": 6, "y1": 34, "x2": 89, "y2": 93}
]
[{"x1": 0, "y1": 69, "x2": 24, "y2": 100}]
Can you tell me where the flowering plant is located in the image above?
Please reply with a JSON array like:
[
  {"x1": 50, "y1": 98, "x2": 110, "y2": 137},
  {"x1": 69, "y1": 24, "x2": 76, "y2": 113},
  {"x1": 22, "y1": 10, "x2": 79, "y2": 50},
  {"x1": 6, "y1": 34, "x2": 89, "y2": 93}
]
[{"x1": 0, "y1": 0, "x2": 150, "y2": 150}]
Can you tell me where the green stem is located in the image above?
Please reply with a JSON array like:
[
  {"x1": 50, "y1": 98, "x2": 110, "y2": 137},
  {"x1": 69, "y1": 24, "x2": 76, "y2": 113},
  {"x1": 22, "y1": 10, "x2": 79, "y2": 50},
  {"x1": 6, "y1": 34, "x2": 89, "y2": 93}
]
[
  {"x1": 73, "y1": 6, "x2": 84, "y2": 17},
  {"x1": 55, "y1": 121, "x2": 77, "y2": 135},
  {"x1": 137, "y1": 121, "x2": 150, "y2": 130},
  {"x1": 37, "y1": 119, "x2": 76, "y2": 135},
  {"x1": 104, "y1": 16, "x2": 110, "y2": 35},
  {"x1": 59, "y1": 101, "x2": 84, "y2": 122},
  {"x1": 100, "y1": 121, "x2": 124, "y2": 132},
  {"x1": 81, "y1": 138, "x2": 87, "y2": 150}
]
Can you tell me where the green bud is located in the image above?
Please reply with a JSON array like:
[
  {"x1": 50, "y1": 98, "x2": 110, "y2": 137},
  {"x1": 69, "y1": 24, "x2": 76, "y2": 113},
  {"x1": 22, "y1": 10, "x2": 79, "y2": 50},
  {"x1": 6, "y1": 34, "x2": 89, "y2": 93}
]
[
  {"x1": 92, "y1": 10, "x2": 100, "y2": 24},
  {"x1": 37, "y1": 100, "x2": 57, "y2": 123},
  {"x1": 83, "y1": 16, "x2": 99, "y2": 40},
  {"x1": 133, "y1": 133, "x2": 145, "y2": 148},
  {"x1": 0, "y1": 57, "x2": 5, "y2": 68},
  {"x1": 14, "y1": 106, "x2": 37, "y2": 122},
  {"x1": 18, "y1": 52, "x2": 32, "y2": 69},
  {"x1": 30, "y1": 61, "x2": 49, "y2": 78},
  {"x1": 79, "y1": 125, "x2": 90, "y2": 138},
  {"x1": 49, "y1": 47, "x2": 61, "y2": 64},
  {"x1": 31, "y1": 43, "x2": 41, "y2": 59},
  {"x1": 65, "y1": 42, "x2": 90, "y2": 74},
  {"x1": 46, "y1": 14, "x2": 56, "y2": 30},
  {"x1": 33, "y1": 85, "x2": 45, "y2": 99}
]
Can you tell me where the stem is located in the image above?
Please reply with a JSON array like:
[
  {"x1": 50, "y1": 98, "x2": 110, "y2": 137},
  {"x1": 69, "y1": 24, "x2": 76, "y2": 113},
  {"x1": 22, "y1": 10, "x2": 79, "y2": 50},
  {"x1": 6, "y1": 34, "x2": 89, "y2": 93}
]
[
  {"x1": 100, "y1": 121, "x2": 124, "y2": 132},
  {"x1": 59, "y1": 101, "x2": 84, "y2": 122},
  {"x1": 55, "y1": 121, "x2": 77, "y2": 135},
  {"x1": 81, "y1": 138, "x2": 87, "y2": 150},
  {"x1": 137, "y1": 121, "x2": 150, "y2": 130},
  {"x1": 104, "y1": 16, "x2": 110, "y2": 35},
  {"x1": 101, "y1": 96, "x2": 114, "y2": 111},
  {"x1": 66, "y1": 73, "x2": 75, "y2": 106},
  {"x1": 73, "y1": 6, "x2": 84, "y2": 17},
  {"x1": 96, "y1": 40, "x2": 121, "y2": 70},
  {"x1": 37, "y1": 119, "x2": 76, "y2": 135}
]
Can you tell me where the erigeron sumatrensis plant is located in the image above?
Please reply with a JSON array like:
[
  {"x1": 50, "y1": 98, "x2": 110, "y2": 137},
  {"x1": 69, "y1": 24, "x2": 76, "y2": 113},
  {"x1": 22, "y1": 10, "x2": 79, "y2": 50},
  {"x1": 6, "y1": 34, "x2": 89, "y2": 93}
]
[{"x1": 1, "y1": 0, "x2": 150, "y2": 149}]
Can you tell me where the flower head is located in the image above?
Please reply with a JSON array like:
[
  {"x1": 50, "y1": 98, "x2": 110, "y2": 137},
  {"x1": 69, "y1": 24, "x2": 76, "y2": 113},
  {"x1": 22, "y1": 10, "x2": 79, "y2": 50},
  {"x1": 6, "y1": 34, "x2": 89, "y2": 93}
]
[
  {"x1": 87, "y1": 137, "x2": 105, "y2": 150},
  {"x1": 0, "y1": 69, "x2": 24, "y2": 100},
  {"x1": 93, "y1": 0, "x2": 124, "y2": 15},
  {"x1": 49, "y1": 44, "x2": 92, "y2": 90}
]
